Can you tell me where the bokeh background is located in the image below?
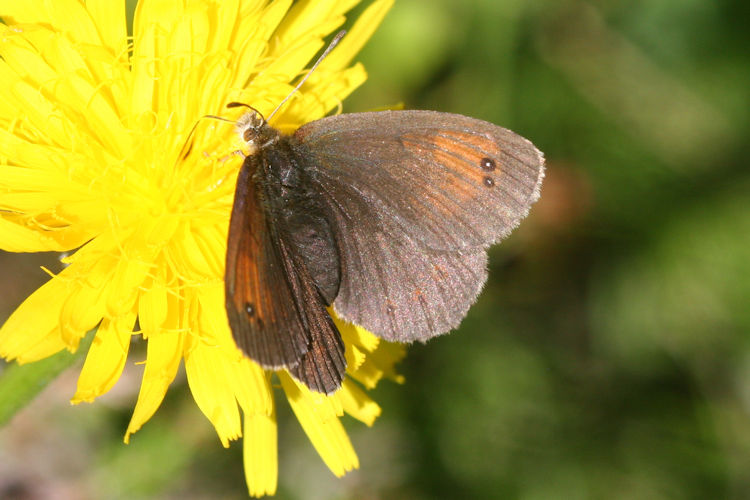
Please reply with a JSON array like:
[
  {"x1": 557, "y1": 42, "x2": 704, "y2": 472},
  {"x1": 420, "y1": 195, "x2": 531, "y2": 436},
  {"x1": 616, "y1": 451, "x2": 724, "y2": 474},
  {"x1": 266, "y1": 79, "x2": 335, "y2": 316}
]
[{"x1": 2, "y1": 0, "x2": 749, "y2": 498}]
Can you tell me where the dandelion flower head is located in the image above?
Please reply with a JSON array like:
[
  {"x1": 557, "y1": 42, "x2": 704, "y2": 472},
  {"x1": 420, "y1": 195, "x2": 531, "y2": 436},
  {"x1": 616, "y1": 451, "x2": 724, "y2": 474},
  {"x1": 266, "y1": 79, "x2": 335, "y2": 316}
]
[{"x1": 0, "y1": 0, "x2": 402, "y2": 495}]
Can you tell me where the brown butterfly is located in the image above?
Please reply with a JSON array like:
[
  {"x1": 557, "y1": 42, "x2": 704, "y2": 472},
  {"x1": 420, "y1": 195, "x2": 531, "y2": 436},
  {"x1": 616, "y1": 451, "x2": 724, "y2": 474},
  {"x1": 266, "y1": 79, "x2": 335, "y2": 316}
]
[{"x1": 224, "y1": 35, "x2": 545, "y2": 394}]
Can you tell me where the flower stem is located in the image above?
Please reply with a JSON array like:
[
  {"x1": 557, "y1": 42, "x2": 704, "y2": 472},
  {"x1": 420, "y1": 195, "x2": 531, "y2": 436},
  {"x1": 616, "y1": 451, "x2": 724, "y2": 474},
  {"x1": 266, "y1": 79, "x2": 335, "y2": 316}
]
[{"x1": 0, "y1": 330, "x2": 94, "y2": 426}]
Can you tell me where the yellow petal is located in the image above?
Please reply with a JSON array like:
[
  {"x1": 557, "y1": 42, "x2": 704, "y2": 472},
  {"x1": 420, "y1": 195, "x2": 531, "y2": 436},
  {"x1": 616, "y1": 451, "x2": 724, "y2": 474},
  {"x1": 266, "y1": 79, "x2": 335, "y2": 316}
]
[
  {"x1": 41, "y1": 0, "x2": 101, "y2": 45},
  {"x1": 169, "y1": 222, "x2": 218, "y2": 279},
  {"x1": 125, "y1": 329, "x2": 183, "y2": 443},
  {"x1": 228, "y1": 0, "x2": 293, "y2": 90},
  {"x1": 138, "y1": 275, "x2": 169, "y2": 339},
  {"x1": 0, "y1": 276, "x2": 67, "y2": 362},
  {"x1": 351, "y1": 341, "x2": 406, "y2": 389},
  {"x1": 104, "y1": 218, "x2": 168, "y2": 316},
  {"x1": 55, "y1": 72, "x2": 130, "y2": 157},
  {"x1": 274, "y1": 0, "x2": 356, "y2": 48},
  {"x1": 16, "y1": 332, "x2": 70, "y2": 363},
  {"x1": 59, "y1": 263, "x2": 112, "y2": 347},
  {"x1": 171, "y1": 2, "x2": 210, "y2": 56},
  {"x1": 0, "y1": 57, "x2": 73, "y2": 148},
  {"x1": 186, "y1": 223, "x2": 226, "y2": 279},
  {"x1": 345, "y1": 343, "x2": 367, "y2": 373},
  {"x1": 133, "y1": 0, "x2": 183, "y2": 35},
  {"x1": 276, "y1": 63, "x2": 367, "y2": 129},
  {"x1": 0, "y1": 216, "x2": 69, "y2": 252},
  {"x1": 193, "y1": 282, "x2": 273, "y2": 416},
  {"x1": 280, "y1": 372, "x2": 358, "y2": 477},
  {"x1": 130, "y1": 3, "x2": 161, "y2": 118},
  {"x1": 323, "y1": 0, "x2": 394, "y2": 72},
  {"x1": 0, "y1": 2, "x2": 40, "y2": 24},
  {"x1": 254, "y1": 0, "x2": 355, "y2": 94},
  {"x1": 126, "y1": 279, "x2": 185, "y2": 442},
  {"x1": 0, "y1": 25, "x2": 57, "y2": 85},
  {"x1": 335, "y1": 315, "x2": 379, "y2": 372},
  {"x1": 71, "y1": 308, "x2": 137, "y2": 404},
  {"x1": 205, "y1": 0, "x2": 240, "y2": 55},
  {"x1": 184, "y1": 332, "x2": 242, "y2": 447},
  {"x1": 85, "y1": 0, "x2": 128, "y2": 58},
  {"x1": 336, "y1": 316, "x2": 380, "y2": 353},
  {"x1": 243, "y1": 392, "x2": 278, "y2": 497},
  {"x1": 0, "y1": 24, "x2": 129, "y2": 156},
  {"x1": 0, "y1": 159, "x2": 77, "y2": 194},
  {"x1": 0, "y1": 0, "x2": 96, "y2": 43},
  {"x1": 336, "y1": 379, "x2": 381, "y2": 426}
]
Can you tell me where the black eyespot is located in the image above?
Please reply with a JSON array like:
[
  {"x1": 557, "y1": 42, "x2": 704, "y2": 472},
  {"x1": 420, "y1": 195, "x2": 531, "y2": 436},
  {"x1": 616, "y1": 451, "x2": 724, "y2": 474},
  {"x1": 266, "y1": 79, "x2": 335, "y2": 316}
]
[
  {"x1": 483, "y1": 176, "x2": 495, "y2": 187},
  {"x1": 480, "y1": 157, "x2": 496, "y2": 171},
  {"x1": 245, "y1": 303, "x2": 255, "y2": 316}
]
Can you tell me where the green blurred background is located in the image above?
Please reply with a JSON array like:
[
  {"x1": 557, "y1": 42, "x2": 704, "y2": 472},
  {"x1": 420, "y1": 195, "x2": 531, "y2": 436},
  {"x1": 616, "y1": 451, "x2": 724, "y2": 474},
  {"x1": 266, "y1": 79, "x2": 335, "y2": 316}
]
[{"x1": 2, "y1": 0, "x2": 749, "y2": 498}]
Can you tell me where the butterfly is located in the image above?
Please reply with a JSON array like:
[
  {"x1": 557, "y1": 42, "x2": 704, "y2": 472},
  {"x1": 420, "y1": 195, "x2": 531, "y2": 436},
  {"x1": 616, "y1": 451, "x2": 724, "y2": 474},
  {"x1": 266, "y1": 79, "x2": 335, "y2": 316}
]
[
  {"x1": 223, "y1": 32, "x2": 544, "y2": 394},
  {"x1": 223, "y1": 106, "x2": 545, "y2": 394}
]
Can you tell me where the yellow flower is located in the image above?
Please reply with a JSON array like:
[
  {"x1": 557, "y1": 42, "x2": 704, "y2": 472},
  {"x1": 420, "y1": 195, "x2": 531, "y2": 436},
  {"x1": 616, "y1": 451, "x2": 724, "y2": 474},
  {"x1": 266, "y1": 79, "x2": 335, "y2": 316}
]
[{"x1": 0, "y1": 0, "x2": 403, "y2": 495}]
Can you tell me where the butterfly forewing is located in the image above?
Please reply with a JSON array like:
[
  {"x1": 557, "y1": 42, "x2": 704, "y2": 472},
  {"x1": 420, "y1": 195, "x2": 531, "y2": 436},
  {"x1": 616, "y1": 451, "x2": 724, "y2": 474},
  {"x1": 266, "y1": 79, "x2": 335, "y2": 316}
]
[
  {"x1": 225, "y1": 155, "x2": 311, "y2": 369},
  {"x1": 226, "y1": 141, "x2": 347, "y2": 393},
  {"x1": 277, "y1": 238, "x2": 346, "y2": 393},
  {"x1": 295, "y1": 110, "x2": 545, "y2": 252}
]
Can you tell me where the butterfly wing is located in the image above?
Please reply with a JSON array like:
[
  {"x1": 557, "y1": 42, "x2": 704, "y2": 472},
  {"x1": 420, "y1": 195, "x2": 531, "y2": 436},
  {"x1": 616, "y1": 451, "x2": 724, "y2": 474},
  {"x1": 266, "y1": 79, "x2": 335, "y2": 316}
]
[
  {"x1": 295, "y1": 110, "x2": 545, "y2": 252},
  {"x1": 225, "y1": 154, "x2": 346, "y2": 392},
  {"x1": 294, "y1": 110, "x2": 544, "y2": 342},
  {"x1": 279, "y1": 236, "x2": 346, "y2": 394},
  {"x1": 326, "y1": 203, "x2": 489, "y2": 343},
  {"x1": 225, "y1": 157, "x2": 311, "y2": 369}
]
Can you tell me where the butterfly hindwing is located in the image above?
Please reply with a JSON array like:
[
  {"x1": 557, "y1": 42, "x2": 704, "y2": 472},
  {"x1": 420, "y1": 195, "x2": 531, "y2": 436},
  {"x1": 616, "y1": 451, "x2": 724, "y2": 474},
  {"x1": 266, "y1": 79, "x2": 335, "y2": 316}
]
[
  {"x1": 295, "y1": 110, "x2": 545, "y2": 252},
  {"x1": 277, "y1": 237, "x2": 346, "y2": 393},
  {"x1": 325, "y1": 197, "x2": 489, "y2": 343}
]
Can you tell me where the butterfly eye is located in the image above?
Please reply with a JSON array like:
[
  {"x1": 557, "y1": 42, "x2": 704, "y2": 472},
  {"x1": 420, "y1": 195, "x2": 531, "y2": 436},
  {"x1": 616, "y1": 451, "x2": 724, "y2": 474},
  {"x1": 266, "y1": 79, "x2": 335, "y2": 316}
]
[
  {"x1": 243, "y1": 128, "x2": 255, "y2": 142},
  {"x1": 480, "y1": 157, "x2": 496, "y2": 171}
]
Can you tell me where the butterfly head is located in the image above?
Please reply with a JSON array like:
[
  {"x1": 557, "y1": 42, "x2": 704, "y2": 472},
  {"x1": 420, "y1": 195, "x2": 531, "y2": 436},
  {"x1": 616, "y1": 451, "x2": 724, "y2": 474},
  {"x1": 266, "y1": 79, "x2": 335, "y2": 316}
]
[{"x1": 235, "y1": 109, "x2": 278, "y2": 154}]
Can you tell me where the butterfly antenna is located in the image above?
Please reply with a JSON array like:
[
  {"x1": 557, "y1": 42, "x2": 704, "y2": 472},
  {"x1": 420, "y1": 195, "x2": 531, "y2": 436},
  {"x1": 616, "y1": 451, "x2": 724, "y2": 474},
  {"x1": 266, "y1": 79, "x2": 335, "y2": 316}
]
[
  {"x1": 226, "y1": 102, "x2": 265, "y2": 119},
  {"x1": 177, "y1": 31, "x2": 345, "y2": 159},
  {"x1": 265, "y1": 30, "x2": 346, "y2": 123}
]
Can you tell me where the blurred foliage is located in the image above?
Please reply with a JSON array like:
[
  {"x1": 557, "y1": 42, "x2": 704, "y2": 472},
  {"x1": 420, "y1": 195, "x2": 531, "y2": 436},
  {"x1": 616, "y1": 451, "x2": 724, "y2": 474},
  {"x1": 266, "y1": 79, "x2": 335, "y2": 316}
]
[{"x1": 1, "y1": 0, "x2": 749, "y2": 499}]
